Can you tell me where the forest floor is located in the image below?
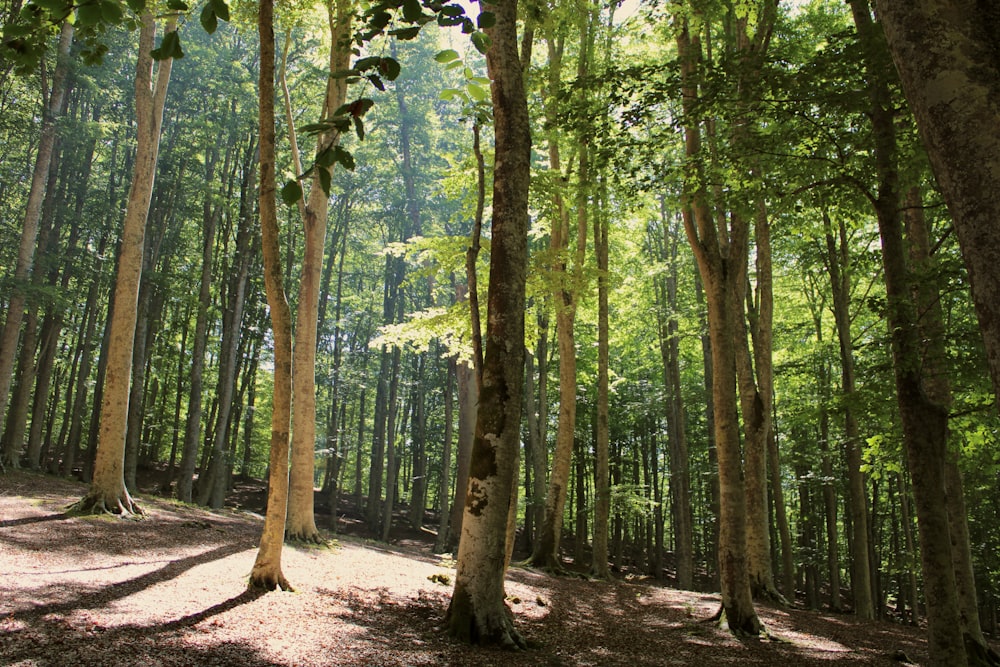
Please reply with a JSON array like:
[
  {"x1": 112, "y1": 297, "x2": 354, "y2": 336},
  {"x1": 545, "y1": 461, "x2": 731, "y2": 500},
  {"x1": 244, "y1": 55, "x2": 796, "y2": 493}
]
[{"x1": 0, "y1": 469, "x2": 983, "y2": 666}]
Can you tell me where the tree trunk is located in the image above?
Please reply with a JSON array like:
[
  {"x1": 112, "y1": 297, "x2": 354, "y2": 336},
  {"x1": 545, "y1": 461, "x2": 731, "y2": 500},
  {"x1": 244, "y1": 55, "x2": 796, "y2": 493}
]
[
  {"x1": 176, "y1": 152, "x2": 220, "y2": 503},
  {"x1": 286, "y1": 0, "x2": 352, "y2": 542},
  {"x1": 675, "y1": 15, "x2": 761, "y2": 636},
  {"x1": 248, "y1": 0, "x2": 293, "y2": 591},
  {"x1": 0, "y1": 21, "x2": 73, "y2": 468},
  {"x1": 446, "y1": 0, "x2": 530, "y2": 646},
  {"x1": 872, "y1": 0, "x2": 1000, "y2": 412},
  {"x1": 434, "y1": 358, "x2": 456, "y2": 553},
  {"x1": 591, "y1": 176, "x2": 610, "y2": 579},
  {"x1": 850, "y1": 2, "x2": 966, "y2": 662},
  {"x1": 70, "y1": 13, "x2": 173, "y2": 515},
  {"x1": 823, "y1": 209, "x2": 876, "y2": 619}
]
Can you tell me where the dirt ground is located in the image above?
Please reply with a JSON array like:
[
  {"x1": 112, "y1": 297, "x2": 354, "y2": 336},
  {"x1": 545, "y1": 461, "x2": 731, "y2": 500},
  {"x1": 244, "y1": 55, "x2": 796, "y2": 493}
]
[{"x1": 0, "y1": 468, "x2": 978, "y2": 666}]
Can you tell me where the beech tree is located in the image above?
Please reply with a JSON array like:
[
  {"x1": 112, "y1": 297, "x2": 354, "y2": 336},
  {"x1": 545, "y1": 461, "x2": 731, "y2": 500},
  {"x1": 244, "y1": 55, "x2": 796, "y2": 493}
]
[
  {"x1": 71, "y1": 11, "x2": 176, "y2": 515},
  {"x1": 446, "y1": 0, "x2": 531, "y2": 646}
]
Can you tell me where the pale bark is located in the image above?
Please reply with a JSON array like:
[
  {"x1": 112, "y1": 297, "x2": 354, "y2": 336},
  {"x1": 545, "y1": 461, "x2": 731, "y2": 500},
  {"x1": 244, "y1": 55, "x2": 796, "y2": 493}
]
[
  {"x1": 676, "y1": 14, "x2": 761, "y2": 636},
  {"x1": 734, "y1": 202, "x2": 783, "y2": 604},
  {"x1": 249, "y1": 0, "x2": 293, "y2": 592},
  {"x1": 433, "y1": 358, "x2": 456, "y2": 553},
  {"x1": 446, "y1": 0, "x2": 530, "y2": 645},
  {"x1": 286, "y1": 0, "x2": 352, "y2": 542},
  {"x1": 71, "y1": 14, "x2": 173, "y2": 514},
  {"x1": 531, "y1": 25, "x2": 589, "y2": 570},
  {"x1": 0, "y1": 21, "x2": 73, "y2": 468}
]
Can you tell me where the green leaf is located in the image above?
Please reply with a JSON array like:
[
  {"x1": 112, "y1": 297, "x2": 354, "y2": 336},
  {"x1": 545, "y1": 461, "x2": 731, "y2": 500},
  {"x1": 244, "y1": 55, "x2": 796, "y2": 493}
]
[
  {"x1": 151, "y1": 30, "x2": 182, "y2": 60},
  {"x1": 437, "y1": 14, "x2": 463, "y2": 27},
  {"x1": 439, "y1": 88, "x2": 463, "y2": 101},
  {"x1": 125, "y1": 0, "x2": 144, "y2": 14},
  {"x1": 379, "y1": 56, "x2": 400, "y2": 81},
  {"x1": 461, "y1": 17, "x2": 474, "y2": 33},
  {"x1": 316, "y1": 145, "x2": 337, "y2": 168},
  {"x1": 336, "y1": 98, "x2": 375, "y2": 118},
  {"x1": 354, "y1": 55, "x2": 381, "y2": 71},
  {"x1": 389, "y1": 25, "x2": 420, "y2": 39},
  {"x1": 466, "y1": 82, "x2": 487, "y2": 102},
  {"x1": 333, "y1": 146, "x2": 356, "y2": 170},
  {"x1": 402, "y1": 0, "x2": 421, "y2": 22},
  {"x1": 369, "y1": 74, "x2": 385, "y2": 91},
  {"x1": 476, "y1": 10, "x2": 494, "y2": 29},
  {"x1": 199, "y1": 3, "x2": 217, "y2": 33},
  {"x1": 353, "y1": 116, "x2": 365, "y2": 141},
  {"x1": 435, "y1": 49, "x2": 459, "y2": 63},
  {"x1": 318, "y1": 166, "x2": 332, "y2": 196},
  {"x1": 281, "y1": 180, "x2": 303, "y2": 207},
  {"x1": 35, "y1": 0, "x2": 71, "y2": 13},
  {"x1": 100, "y1": 0, "x2": 123, "y2": 23},
  {"x1": 211, "y1": 0, "x2": 229, "y2": 22},
  {"x1": 471, "y1": 31, "x2": 490, "y2": 54},
  {"x1": 166, "y1": 0, "x2": 187, "y2": 10},
  {"x1": 76, "y1": 1, "x2": 102, "y2": 26},
  {"x1": 440, "y1": 4, "x2": 463, "y2": 16}
]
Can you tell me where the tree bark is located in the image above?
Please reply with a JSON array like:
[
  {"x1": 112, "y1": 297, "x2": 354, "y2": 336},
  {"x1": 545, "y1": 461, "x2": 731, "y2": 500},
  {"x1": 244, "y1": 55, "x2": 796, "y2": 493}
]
[
  {"x1": 872, "y1": 0, "x2": 1000, "y2": 412},
  {"x1": 249, "y1": 0, "x2": 293, "y2": 591},
  {"x1": 286, "y1": 0, "x2": 352, "y2": 542},
  {"x1": 0, "y1": 21, "x2": 73, "y2": 468},
  {"x1": 70, "y1": 13, "x2": 173, "y2": 515},
  {"x1": 675, "y1": 14, "x2": 761, "y2": 636},
  {"x1": 446, "y1": 0, "x2": 530, "y2": 646},
  {"x1": 850, "y1": 2, "x2": 966, "y2": 662}
]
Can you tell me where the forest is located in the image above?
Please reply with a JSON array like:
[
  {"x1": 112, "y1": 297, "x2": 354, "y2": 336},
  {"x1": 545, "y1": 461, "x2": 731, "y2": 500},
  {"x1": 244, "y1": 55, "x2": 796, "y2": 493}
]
[{"x1": 1, "y1": 0, "x2": 999, "y2": 665}]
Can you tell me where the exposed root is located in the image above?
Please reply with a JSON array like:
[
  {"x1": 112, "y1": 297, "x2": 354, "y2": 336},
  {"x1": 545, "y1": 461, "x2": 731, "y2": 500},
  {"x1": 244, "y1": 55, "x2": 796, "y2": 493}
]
[
  {"x1": 66, "y1": 490, "x2": 144, "y2": 518},
  {"x1": 966, "y1": 633, "x2": 1000, "y2": 667},
  {"x1": 285, "y1": 528, "x2": 324, "y2": 545},
  {"x1": 248, "y1": 568, "x2": 294, "y2": 593}
]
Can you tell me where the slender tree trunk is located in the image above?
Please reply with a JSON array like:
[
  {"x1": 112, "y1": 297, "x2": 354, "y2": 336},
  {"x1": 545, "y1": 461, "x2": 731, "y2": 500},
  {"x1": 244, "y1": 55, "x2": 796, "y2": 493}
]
[
  {"x1": 434, "y1": 358, "x2": 456, "y2": 553},
  {"x1": 823, "y1": 210, "x2": 875, "y2": 619},
  {"x1": 286, "y1": 0, "x2": 352, "y2": 542},
  {"x1": 249, "y1": 0, "x2": 293, "y2": 591},
  {"x1": 176, "y1": 153, "x2": 220, "y2": 503},
  {"x1": 71, "y1": 13, "x2": 174, "y2": 515},
  {"x1": 591, "y1": 176, "x2": 610, "y2": 579},
  {"x1": 906, "y1": 187, "x2": 995, "y2": 660},
  {"x1": 446, "y1": 0, "x2": 530, "y2": 645},
  {"x1": 676, "y1": 15, "x2": 761, "y2": 636},
  {"x1": 0, "y1": 22, "x2": 73, "y2": 467}
]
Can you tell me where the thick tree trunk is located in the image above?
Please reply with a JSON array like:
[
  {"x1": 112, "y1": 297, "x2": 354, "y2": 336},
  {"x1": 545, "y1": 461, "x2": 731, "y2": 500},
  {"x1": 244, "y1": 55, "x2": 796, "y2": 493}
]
[
  {"x1": 850, "y1": 3, "x2": 966, "y2": 662},
  {"x1": 873, "y1": 0, "x2": 1000, "y2": 411},
  {"x1": 434, "y1": 358, "x2": 456, "y2": 553},
  {"x1": 70, "y1": 13, "x2": 173, "y2": 516},
  {"x1": 249, "y1": 0, "x2": 293, "y2": 591},
  {"x1": 446, "y1": 0, "x2": 530, "y2": 646}
]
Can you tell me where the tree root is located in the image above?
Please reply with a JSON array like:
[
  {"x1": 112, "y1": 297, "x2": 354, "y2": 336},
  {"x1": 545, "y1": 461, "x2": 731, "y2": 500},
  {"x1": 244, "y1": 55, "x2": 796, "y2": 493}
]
[
  {"x1": 248, "y1": 569, "x2": 294, "y2": 593},
  {"x1": 66, "y1": 491, "x2": 143, "y2": 518}
]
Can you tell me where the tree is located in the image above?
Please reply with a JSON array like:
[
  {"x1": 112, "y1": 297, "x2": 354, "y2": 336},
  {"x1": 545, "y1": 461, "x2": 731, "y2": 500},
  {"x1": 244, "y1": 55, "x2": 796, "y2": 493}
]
[
  {"x1": 248, "y1": 0, "x2": 293, "y2": 591},
  {"x1": 446, "y1": 0, "x2": 531, "y2": 646},
  {"x1": 70, "y1": 12, "x2": 176, "y2": 515},
  {"x1": 285, "y1": 0, "x2": 353, "y2": 543},
  {"x1": 872, "y1": 0, "x2": 1000, "y2": 410},
  {"x1": 674, "y1": 8, "x2": 762, "y2": 636},
  {"x1": 0, "y1": 21, "x2": 73, "y2": 469}
]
